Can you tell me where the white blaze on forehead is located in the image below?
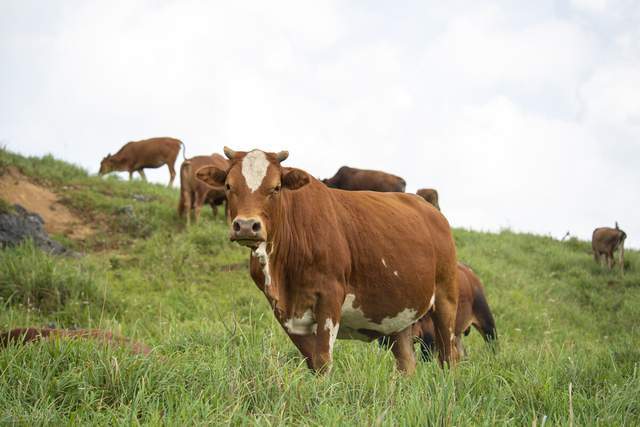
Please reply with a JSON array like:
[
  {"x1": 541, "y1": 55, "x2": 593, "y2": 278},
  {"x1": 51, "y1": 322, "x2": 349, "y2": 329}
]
[
  {"x1": 284, "y1": 309, "x2": 316, "y2": 335},
  {"x1": 241, "y1": 150, "x2": 270, "y2": 192},
  {"x1": 324, "y1": 318, "x2": 339, "y2": 357},
  {"x1": 252, "y1": 242, "x2": 271, "y2": 286},
  {"x1": 339, "y1": 293, "x2": 418, "y2": 338}
]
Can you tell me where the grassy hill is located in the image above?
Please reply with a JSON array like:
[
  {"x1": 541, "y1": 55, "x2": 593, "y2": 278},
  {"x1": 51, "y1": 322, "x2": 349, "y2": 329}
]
[{"x1": 0, "y1": 148, "x2": 638, "y2": 425}]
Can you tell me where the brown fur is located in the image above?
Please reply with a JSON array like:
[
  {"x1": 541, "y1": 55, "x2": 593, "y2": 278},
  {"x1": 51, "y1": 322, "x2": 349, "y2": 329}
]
[
  {"x1": 416, "y1": 188, "x2": 440, "y2": 211},
  {"x1": 409, "y1": 263, "x2": 497, "y2": 361},
  {"x1": 196, "y1": 148, "x2": 458, "y2": 375},
  {"x1": 0, "y1": 328, "x2": 152, "y2": 355},
  {"x1": 322, "y1": 166, "x2": 406, "y2": 192},
  {"x1": 178, "y1": 154, "x2": 229, "y2": 225},
  {"x1": 592, "y1": 222, "x2": 627, "y2": 274},
  {"x1": 99, "y1": 137, "x2": 183, "y2": 187}
]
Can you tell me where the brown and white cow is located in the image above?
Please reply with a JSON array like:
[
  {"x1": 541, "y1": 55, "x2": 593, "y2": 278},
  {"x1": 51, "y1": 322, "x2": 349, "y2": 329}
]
[
  {"x1": 411, "y1": 262, "x2": 496, "y2": 361},
  {"x1": 592, "y1": 222, "x2": 627, "y2": 273},
  {"x1": 416, "y1": 188, "x2": 440, "y2": 211},
  {"x1": 99, "y1": 137, "x2": 184, "y2": 187},
  {"x1": 0, "y1": 327, "x2": 152, "y2": 355},
  {"x1": 322, "y1": 166, "x2": 406, "y2": 192},
  {"x1": 178, "y1": 154, "x2": 229, "y2": 225},
  {"x1": 196, "y1": 147, "x2": 458, "y2": 375}
]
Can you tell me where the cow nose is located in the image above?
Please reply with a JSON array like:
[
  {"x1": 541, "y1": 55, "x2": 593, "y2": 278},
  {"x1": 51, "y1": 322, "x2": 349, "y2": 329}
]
[{"x1": 231, "y1": 217, "x2": 263, "y2": 241}]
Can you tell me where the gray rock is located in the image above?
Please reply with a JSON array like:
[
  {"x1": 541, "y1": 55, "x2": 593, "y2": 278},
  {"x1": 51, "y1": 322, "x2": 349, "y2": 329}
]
[{"x1": 0, "y1": 204, "x2": 68, "y2": 255}]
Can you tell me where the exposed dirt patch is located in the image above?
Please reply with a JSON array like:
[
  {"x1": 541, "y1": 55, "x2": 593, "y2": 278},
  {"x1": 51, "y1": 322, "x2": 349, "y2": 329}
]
[{"x1": 0, "y1": 167, "x2": 94, "y2": 240}]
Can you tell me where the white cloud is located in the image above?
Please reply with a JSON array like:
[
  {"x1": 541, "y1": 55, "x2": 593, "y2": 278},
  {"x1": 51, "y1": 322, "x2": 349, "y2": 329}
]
[{"x1": 1, "y1": 0, "x2": 639, "y2": 247}]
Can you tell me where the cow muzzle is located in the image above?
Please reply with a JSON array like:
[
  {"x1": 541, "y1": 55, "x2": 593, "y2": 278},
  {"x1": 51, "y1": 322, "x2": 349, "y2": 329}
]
[{"x1": 230, "y1": 217, "x2": 266, "y2": 248}]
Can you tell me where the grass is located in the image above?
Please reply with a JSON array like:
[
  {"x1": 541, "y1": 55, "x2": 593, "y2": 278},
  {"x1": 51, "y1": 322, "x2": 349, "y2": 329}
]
[{"x1": 0, "y1": 148, "x2": 638, "y2": 425}]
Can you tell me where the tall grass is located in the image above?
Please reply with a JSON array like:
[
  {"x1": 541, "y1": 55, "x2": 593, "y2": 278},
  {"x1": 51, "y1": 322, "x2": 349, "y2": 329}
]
[{"x1": 0, "y1": 150, "x2": 638, "y2": 424}]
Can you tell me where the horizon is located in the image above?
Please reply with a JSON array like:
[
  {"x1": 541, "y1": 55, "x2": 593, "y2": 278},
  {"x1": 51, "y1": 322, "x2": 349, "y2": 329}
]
[{"x1": 2, "y1": 1, "x2": 638, "y2": 248}]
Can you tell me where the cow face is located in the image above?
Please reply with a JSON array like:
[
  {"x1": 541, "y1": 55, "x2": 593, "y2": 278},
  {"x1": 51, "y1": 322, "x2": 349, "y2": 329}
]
[
  {"x1": 99, "y1": 154, "x2": 116, "y2": 175},
  {"x1": 196, "y1": 147, "x2": 309, "y2": 248}
]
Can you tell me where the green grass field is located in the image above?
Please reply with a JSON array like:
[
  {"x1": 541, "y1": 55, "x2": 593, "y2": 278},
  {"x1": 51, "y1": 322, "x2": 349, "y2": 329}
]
[{"x1": 0, "y1": 148, "x2": 638, "y2": 425}]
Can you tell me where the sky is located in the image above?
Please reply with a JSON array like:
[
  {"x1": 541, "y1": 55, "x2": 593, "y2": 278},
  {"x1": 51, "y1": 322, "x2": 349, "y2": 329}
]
[{"x1": 1, "y1": 0, "x2": 639, "y2": 247}]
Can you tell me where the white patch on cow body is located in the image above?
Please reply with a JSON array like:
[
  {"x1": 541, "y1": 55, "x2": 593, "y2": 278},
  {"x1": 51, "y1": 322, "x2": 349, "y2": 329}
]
[
  {"x1": 393, "y1": 270, "x2": 399, "y2": 277},
  {"x1": 241, "y1": 150, "x2": 269, "y2": 192},
  {"x1": 324, "y1": 318, "x2": 339, "y2": 356},
  {"x1": 429, "y1": 293, "x2": 435, "y2": 309},
  {"x1": 284, "y1": 309, "x2": 317, "y2": 335},
  {"x1": 381, "y1": 258, "x2": 387, "y2": 268},
  {"x1": 338, "y1": 294, "x2": 418, "y2": 340},
  {"x1": 252, "y1": 242, "x2": 271, "y2": 286}
]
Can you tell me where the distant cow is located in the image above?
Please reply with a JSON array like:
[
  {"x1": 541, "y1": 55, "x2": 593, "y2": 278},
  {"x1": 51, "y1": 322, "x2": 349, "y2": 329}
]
[
  {"x1": 196, "y1": 147, "x2": 458, "y2": 375},
  {"x1": 413, "y1": 263, "x2": 496, "y2": 360},
  {"x1": 178, "y1": 154, "x2": 229, "y2": 225},
  {"x1": 592, "y1": 222, "x2": 627, "y2": 273},
  {"x1": 0, "y1": 327, "x2": 152, "y2": 355},
  {"x1": 379, "y1": 262, "x2": 496, "y2": 361},
  {"x1": 416, "y1": 188, "x2": 440, "y2": 211},
  {"x1": 322, "y1": 166, "x2": 406, "y2": 192},
  {"x1": 99, "y1": 137, "x2": 184, "y2": 187}
]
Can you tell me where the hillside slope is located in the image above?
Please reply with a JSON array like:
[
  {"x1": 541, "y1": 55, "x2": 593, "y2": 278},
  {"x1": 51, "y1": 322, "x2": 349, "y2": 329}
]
[{"x1": 0, "y1": 149, "x2": 638, "y2": 425}]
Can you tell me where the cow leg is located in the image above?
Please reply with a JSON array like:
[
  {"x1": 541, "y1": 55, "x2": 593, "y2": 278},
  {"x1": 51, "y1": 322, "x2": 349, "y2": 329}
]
[
  {"x1": 138, "y1": 169, "x2": 147, "y2": 181},
  {"x1": 607, "y1": 252, "x2": 614, "y2": 270},
  {"x1": 418, "y1": 331, "x2": 436, "y2": 362},
  {"x1": 619, "y1": 243, "x2": 625, "y2": 275},
  {"x1": 455, "y1": 336, "x2": 467, "y2": 359},
  {"x1": 431, "y1": 284, "x2": 459, "y2": 367},
  {"x1": 128, "y1": 171, "x2": 133, "y2": 181},
  {"x1": 211, "y1": 203, "x2": 218, "y2": 220},
  {"x1": 181, "y1": 190, "x2": 192, "y2": 226},
  {"x1": 194, "y1": 192, "x2": 207, "y2": 225},
  {"x1": 388, "y1": 326, "x2": 417, "y2": 375},
  {"x1": 168, "y1": 164, "x2": 176, "y2": 187}
]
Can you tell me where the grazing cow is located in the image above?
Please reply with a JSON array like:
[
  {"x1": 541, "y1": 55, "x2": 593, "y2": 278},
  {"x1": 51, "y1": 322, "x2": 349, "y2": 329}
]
[
  {"x1": 592, "y1": 222, "x2": 627, "y2": 273},
  {"x1": 196, "y1": 147, "x2": 458, "y2": 375},
  {"x1": 417, "y1": 188, "x2": 440, "y2": 211},
  {"x1": 178, "y1": 154, "x2": 229, "y2": 225},
  {"x1": 322, "y1": 166, "x2": 406, "y2": 192},
  {"x1": 99, "y1": 137, "x2": 184, "y2": 187},
  {"x1": 412, "y1": 263, "x2": 496, "y2": 361},
  {"x1": 0, "y1": 327, "x2": 152, "y2": 355}
]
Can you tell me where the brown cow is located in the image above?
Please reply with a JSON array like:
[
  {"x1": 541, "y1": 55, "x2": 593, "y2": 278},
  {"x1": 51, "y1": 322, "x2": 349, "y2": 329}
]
[
  {"x1": 592, "y1": 222, "x2": 627, "y2": 273},
  {"x1": 178, "y1": 154, "x2": 229, "y2": 225},
  {"x1": 99, "y1": 137, "x2": 184, "y2": 187},
  {"x1": 196, "y1": 147, "x2": 458, "y2": 375},
  {"x1": 412, "y1": 262, "x2": 496, "y2": 360},
  {"x1": 417, "y1": 188, "x2": 440, "y2": 211},
  {"x1": 322, "y1": 166, "x2": 406, "y2": 192},
  {"x1": 0, "y1": 328, "x2": 152, "y2": 355}
]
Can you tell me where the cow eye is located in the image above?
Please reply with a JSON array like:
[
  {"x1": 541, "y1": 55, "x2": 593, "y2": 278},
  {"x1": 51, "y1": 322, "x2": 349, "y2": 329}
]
[
  {"x1": 225, "y1": 183, "x2": 231, "y2": 191},
  {"x1": 272, "y1": 184, "x2": 281, "y2": 194}
]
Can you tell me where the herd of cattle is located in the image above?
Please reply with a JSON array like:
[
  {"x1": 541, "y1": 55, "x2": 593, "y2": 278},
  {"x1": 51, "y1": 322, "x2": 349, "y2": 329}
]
[{"x1": 75, "y1": 137, "x2": 623, "y2": 373}]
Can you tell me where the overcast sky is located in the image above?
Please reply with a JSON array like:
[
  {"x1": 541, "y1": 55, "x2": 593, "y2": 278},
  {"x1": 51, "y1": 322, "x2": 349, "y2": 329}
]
[{"x1": 1, "y1": 1, "x2": 639, "y2": 247}]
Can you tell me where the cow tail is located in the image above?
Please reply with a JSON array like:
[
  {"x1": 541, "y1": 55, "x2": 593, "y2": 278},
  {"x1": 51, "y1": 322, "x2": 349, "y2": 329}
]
[
  {"x1": 472, "y1": 289, "x2": 498, "y2": 351},
  {"x1": 180, "y1": 140, "x2": 187, "y2": 160}
]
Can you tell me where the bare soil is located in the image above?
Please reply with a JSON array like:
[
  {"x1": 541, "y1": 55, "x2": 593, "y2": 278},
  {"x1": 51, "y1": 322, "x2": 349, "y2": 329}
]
[{"x1": 0, "y1": 167, "x2": 94, "y2": 240}]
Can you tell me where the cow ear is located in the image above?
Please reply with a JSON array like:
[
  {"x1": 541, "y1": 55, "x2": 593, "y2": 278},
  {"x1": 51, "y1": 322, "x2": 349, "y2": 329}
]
[
  {"x1": 196, "y1": 166, "x2": 227, "y2": 187},
  {"x1": 282, "y1": 168, "x2": 309, "y2": 191},
  {"x1": 275, "y1": 150, "x2": 289, "y2": 163},
  {"x1": 223, "y1": 146, "x2": 237, "y2": 160}
]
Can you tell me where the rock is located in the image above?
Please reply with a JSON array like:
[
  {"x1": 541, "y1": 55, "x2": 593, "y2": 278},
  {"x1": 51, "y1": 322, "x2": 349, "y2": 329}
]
[
  {"x1": 0, "y1": 203, "x2": 68, "y2": 255},
  {"x1": 132, "y1": 194, "x2": 153, "y2": 202},
  {"x1": 117, "y1": 205, "x2": 134, "y2": 216}
]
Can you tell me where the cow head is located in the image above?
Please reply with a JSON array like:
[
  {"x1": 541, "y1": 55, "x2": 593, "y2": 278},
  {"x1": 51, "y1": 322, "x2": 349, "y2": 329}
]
[
  {"x1": 196, "y1": 147, "x2": 309, "y2": 248},
  {"x1": 99, "y1": 154, "x2": 118, "y2": 175}
]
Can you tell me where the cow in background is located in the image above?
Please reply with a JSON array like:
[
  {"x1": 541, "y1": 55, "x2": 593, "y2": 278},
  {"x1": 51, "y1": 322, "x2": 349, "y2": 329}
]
[
  {"x1": 322, "y1": 166, "x2": 406, "y2": 192},
  {"x1": 417, "y1": 188, "x2": 440, "y2": 211},
  {"x1": 592, "y1": 222, "x2": 627, "y2": 273},
  {"x1": 178, "y1": 154, "x2": 229, "y2": 225},
  {"x1": 99, "y1": 137, "x2": 184, "y2": 187},
  {"x1": 0, "y1": 327, "x2": 152, "y2": 355}
]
